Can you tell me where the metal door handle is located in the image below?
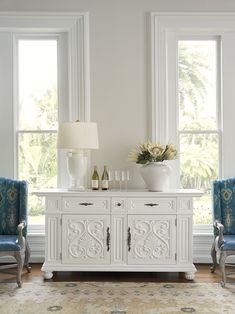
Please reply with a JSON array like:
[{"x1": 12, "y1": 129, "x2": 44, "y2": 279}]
[
  {"x1": 106, "y1": 227, "x2": 110, "y2": 251},
  {"x1": 127, "y1": 227, "x2": 131, "y2": 251}
]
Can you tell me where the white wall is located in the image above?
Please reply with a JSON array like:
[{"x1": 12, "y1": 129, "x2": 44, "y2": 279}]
[
  {"x1": 2, "y1": 0, "x2": 235, "y2": 264},
  {"x1": 0, "y1": 33, "x2": 14, "y2": 177},
  {"x1": 1, "y1": 0, "x2": 235, "y2": 187}
]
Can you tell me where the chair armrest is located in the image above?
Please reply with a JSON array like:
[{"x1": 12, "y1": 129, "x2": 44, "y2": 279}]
[
  {"x1": 214, "y1": 220, "x2": 224, "y2": 249},
  {"x1": 17, "y1": 220, "x2": 26, "y2": 247}
]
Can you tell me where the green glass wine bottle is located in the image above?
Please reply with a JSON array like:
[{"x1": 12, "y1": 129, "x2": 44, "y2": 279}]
[
  {"x1": 91, "y1": 165, "x2": 99, "y2": 190},
  {"x1": 101, "y1": 165, "x2": 109, "y2": 190}
]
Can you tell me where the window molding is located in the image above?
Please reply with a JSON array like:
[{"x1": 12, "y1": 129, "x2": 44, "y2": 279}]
[
  {"x1": 150, "y1": 12, "x2": 235, "y2": 235},
  {"x1": 0, "y1": 13, "x2": 90, "y2": 234},
  {"x1": 150, "y1": 12, "x2": 235, "y2": 143},
  {"x1": 149, "y1": 11, "x2": 235, "y2": 179},
  {"x1": 0, "y1": 12, "x2": 90, "y2": 189},
  {"x1": 0, "y1": 11, "x2": 90, "y2": 121}
]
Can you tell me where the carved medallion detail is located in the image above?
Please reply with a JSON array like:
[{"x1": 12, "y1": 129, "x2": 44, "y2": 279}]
[
  {"x1": 132, "y1": 219, "x2": 170, "y2": 259},
  {"x1": 67, "y1": 219, "x2": 105, "y2": 259}
]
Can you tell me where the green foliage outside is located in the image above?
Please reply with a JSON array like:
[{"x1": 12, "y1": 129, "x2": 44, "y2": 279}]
[
  {"x1": 180, "y1": 132, "x2": 218, "y2": 192},
  {"x1": 19, "y1": 87, "x2": 58, "y2": 221},
  {"x1": 194, "y1": 195, "x2": 213, "y2": 225},
  {"x1": 178, "y1": 41, "x2": 218, "y2": 224}
]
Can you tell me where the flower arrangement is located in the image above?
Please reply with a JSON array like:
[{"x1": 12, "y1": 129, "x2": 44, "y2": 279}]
[{"x1": 129, "y1": 141, "x2": 177, "y2": 164}]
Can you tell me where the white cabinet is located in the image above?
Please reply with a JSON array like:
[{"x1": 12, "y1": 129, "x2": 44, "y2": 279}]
[{"x1": 34, "y1": 189, "x2": 202, "y2": 280}]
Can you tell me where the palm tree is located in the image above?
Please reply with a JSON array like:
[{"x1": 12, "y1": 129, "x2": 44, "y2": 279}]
[
  {"x1": 178, "y1": 41, "x2": 210, "y2": 120},
  {"x1": 178, "y1": 41, "x2": 218, "y2": 190}
]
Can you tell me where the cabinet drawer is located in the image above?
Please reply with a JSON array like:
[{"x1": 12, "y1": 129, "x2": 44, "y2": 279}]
[
  {"x1": 62, "y1": 197, "x2": 110, "y2": 211},
  {"x1": 112, "y1": 198, "x2": 127, "y2": 210},
  {"x1": 129, "y1": 198, "x2": 176, "y2": 212}
]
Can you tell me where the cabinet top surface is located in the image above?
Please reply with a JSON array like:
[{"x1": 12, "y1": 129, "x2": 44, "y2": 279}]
[{"x1": 33, "y1": 188, "x2": 203, "y2": 197}]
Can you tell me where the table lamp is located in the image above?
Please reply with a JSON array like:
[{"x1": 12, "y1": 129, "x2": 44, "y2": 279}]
[{"x1": 57, "y1": 121, "x2": 99, "y2": 190}]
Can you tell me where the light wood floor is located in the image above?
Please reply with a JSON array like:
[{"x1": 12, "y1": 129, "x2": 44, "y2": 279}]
[{"x1": 0, "y1": 263, "x2": 228, "y2": 284}]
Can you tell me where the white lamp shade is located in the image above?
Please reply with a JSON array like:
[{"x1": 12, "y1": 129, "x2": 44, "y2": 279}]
[{"x1": 57, "y1": 122, "x2": 99, "y2": 150}]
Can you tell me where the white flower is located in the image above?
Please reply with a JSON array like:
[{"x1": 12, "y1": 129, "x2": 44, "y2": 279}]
[
  {"x1": 128, "y1": 150, "x2": 139, "y2": 162},
  {"x1": 129, "y1": 141, "x2": 177, "y2": 164},
  {"x1": 150, "y1": 146, "x2": 165, "y2": 158}
]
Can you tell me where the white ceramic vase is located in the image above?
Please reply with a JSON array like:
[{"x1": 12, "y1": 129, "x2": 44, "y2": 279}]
[{"x1": 140, "y1": 162, "x2": 171, "y2": 192}]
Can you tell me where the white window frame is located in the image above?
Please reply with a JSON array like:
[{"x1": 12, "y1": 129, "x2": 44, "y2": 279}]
[
  {"x1": 15, "y1": 33, "x2": 60, "y2": 175},
  {"x1": 150, "y1": 12, "x2": 235, "y2": 235},
  {"x1": 0, "y1": 12, "x2": 90, "y2": 234},
  {"x1": 177, "y1": 36, "x2": 221, "y2": 213}
]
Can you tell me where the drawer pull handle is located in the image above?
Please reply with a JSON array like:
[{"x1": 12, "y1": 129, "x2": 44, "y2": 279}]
[
  {"x1": 127, "y1": 227, "x2": 131, "y2": 251},
  {"x1": 116, "y1": 202, "x2": 122, "y2": 207},
  {"x1": 106, "y1": 227, "x2": 110, "y2": 251},
  {"x1": 144, "y1": 203, "x2": 159, "y2": 207},
  {"x1": 79, "y1": 202, "x2": 93, "y2": 206}
]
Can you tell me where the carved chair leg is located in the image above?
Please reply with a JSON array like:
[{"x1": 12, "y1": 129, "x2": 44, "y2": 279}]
[
  {"x1": 24, "y1": 239, "x2": 31, "y2": 273},
  {"x1": 14, "y1": 250, "x2": 25, "y2": 288},
  {"x1": 210, "y1": 242, "x2": 217, "y2": 273},
  {"x1": 219, "y1": 251, "x2": 227, "y2": 287}
]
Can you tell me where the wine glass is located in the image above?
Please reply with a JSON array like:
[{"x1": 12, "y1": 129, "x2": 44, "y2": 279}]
[
  {"x1": 121, "y1": 170, "x2": 131, "y2": 190},
  {"x1": 125, "y1": 170, "x2": 130, "y2": 190},
  {"x1": 114, "y1": 170, "x2": 121, "y2": 190},
  {"x1": 108, "y1": 170, "x2": 114, "y2": 189},
  {"x1": 121, "y1": 170, "x2": 126, "y2": 190}
]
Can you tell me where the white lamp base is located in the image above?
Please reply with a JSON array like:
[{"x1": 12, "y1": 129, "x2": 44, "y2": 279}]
[{"x1": 67, "y1": 151, "x2": 87, "y2": 190}]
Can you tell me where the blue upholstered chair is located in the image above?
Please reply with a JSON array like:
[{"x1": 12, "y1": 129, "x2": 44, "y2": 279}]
[
  {"x1": 0, "y1": 177, "x2": 31, "y2": 287},
  {"x1": 211, "y1": 178, "x2": 235, "y2": 287}
]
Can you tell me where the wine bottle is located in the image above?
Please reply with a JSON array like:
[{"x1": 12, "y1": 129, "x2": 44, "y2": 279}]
[
  {"x1": 91, "y1": 165, "x2": 99, "y2": 190},
  {"x1": 101, "y1": 165, "x2": 109, "y2": 190}
]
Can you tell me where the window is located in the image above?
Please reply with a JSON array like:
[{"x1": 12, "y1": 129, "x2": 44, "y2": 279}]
[
  {"x1": 150, "y1": 13, "x2": 235, "y2": 232},
  {"x1": 0, "y1": 13, "x2": 90, "y2": 237},
  {"x1": 178, "y1": 39, "x2": 220, "y2": 224},
  {"x1": 17, "y1": 38, "x2": 58, "y2": 226}
]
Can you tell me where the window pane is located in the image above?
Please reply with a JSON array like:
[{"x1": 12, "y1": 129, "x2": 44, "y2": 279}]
[
  {"x1": 18, "y1": 40, "x2": 58, "y2": 130},
  {"x1": 180, "y1": 133, "x2": 219, "y2": 189},
  {"x1": 178, "y1": 40, "x2": 217, "y2": 131},
  {"x1": 178, "y1": 39, "x2": 220, "y2": 225},
  {"x1": 18, "y1": 133, "x2": 57, "y2": 225},
  {"x1": 194, "y1": 195, "x2": 212, "y2": 224},
  {"x1": 27, "y1": 194, "x2": 45, "y2": 226},
  {"x1": 18, "y1": 133, "x2": 57, "y2": 188},
  {"x1": 180, "y1": 133, "x2": 219, "y2": 224}
]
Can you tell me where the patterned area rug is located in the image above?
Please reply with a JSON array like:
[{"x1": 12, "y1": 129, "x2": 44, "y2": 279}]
[{"x1": 0, "y1": 281, "x2": 235, "y2": 314}]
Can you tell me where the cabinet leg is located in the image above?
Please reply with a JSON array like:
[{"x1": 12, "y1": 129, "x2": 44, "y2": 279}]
[
  {"x1": 185, "y1": 272, "x2": 196, "y2": 280},
  {"x1": 44, "y1": 271, "x2": 53, "y2": 280}
]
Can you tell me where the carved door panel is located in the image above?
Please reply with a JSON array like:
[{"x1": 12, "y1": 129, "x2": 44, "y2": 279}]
[
  {"x1": 127, "y1": 215, "x2": 176, "y2": 265},
  {"x1": 62, "y1": 214, "x2": 110, "y2": 264}
]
